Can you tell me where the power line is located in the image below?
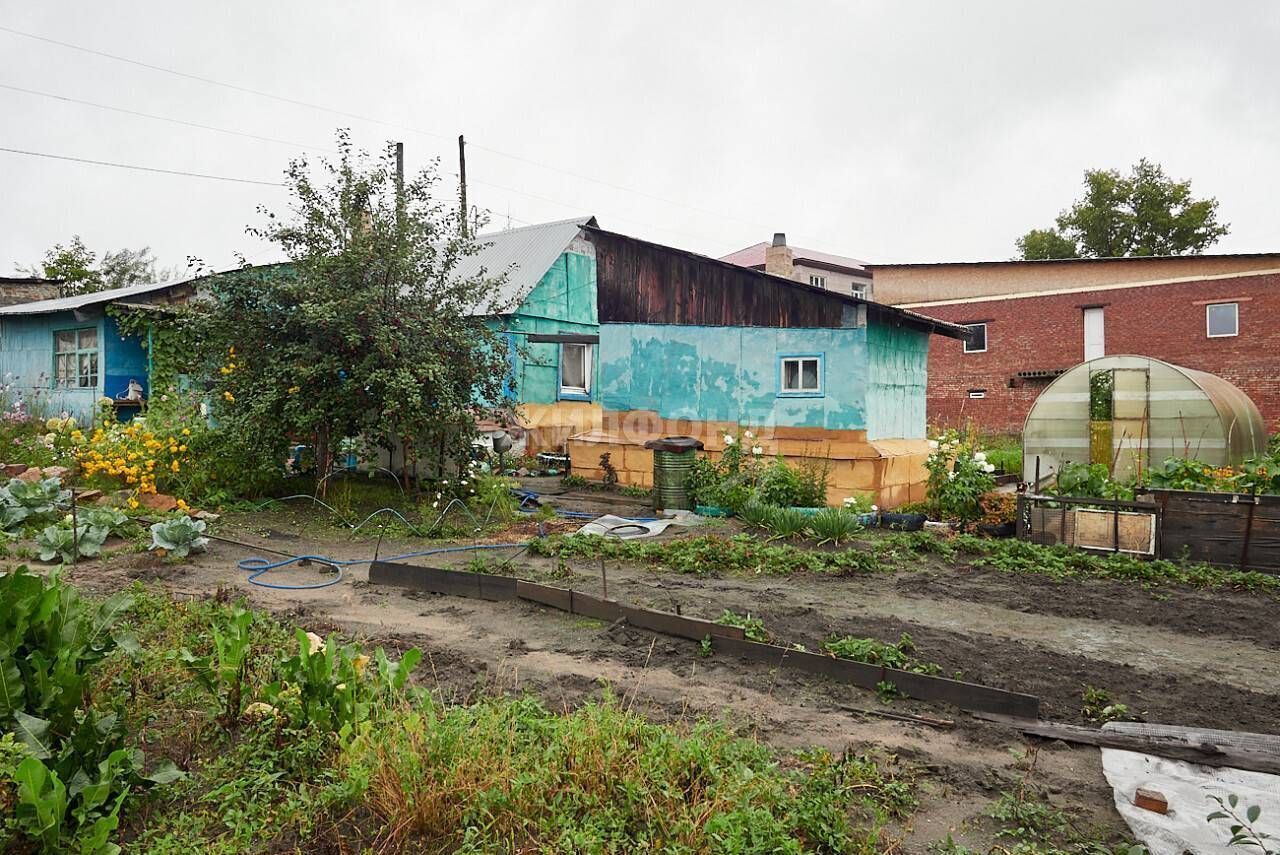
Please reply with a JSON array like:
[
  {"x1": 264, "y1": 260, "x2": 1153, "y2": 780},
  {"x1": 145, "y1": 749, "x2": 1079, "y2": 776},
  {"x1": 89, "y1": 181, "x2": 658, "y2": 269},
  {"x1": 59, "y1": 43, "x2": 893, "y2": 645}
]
[
  {"x1": 0, "y1": 24, "x2": 452, "y2": 143},
  {"x1": 0, "y1": 145, "x2": 286, "y2": 186},
  {"x1": 0, "y1": 24, "x2": 835, "y2": 251},
  {"x1": 0, "y1": 82, "x2": 338, "y2": 154}
]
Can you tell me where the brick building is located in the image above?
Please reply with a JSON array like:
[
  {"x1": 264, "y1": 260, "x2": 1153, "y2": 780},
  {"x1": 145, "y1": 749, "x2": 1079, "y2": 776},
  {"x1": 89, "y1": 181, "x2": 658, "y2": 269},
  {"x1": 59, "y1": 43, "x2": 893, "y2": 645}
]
[
  {"x1": 721, "y1": 233, "x2": 873, "y2": 298},
  {"x1": 877, "y1": 262, "x2": 1280, "y2": 434}
]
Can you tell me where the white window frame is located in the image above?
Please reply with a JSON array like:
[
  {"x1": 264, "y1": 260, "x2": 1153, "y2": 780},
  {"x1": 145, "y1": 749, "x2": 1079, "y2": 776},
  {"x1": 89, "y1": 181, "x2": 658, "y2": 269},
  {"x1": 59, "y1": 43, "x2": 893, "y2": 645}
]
[
  {"x1": 558, "y1": 342, "x2": 592, "y2": 398},
  {"x1": 968, "y1": 389, "x2": 986, "y2": 399},
  {"x1": 779, "y1": 355, "x2": 823, "y2": 396},
  {"x1": 808, "y1": 274, "x2": 826, "y2": 289},
  {"x1": 1206, "y1": 302, "x2": 1239, "y2": 338},
  {"x1": 962, "y1": 323, "x2": 987, "y2": 354}
]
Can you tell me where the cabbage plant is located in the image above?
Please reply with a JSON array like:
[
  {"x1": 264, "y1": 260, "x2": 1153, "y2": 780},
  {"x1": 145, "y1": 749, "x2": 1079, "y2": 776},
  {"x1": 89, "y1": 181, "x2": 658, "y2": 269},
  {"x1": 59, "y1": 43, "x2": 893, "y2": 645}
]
[
  {"x1": 149, "y1": 516, "x2": 209, "y2": 558},
  {"x1": 1, "y1": 477, "x2": 71, "y2": 532},
  {"x1": 36, "y1": 522, "x2": 108, "y2": 563}
]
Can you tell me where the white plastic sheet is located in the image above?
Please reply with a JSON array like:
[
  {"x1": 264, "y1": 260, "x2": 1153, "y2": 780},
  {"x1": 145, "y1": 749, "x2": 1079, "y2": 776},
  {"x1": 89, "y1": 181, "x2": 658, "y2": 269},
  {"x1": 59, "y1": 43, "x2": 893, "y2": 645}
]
[{"x1": 1101, "y1": 746, "x2": 1280, "y2": 854}]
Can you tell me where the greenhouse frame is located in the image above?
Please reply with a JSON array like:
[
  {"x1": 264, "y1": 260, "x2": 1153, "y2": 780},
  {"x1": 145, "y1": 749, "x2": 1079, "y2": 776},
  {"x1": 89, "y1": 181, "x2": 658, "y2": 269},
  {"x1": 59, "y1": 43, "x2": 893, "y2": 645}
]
[{"x1": 1022, "y1": 355, "x2": 1266, "y2": 487}]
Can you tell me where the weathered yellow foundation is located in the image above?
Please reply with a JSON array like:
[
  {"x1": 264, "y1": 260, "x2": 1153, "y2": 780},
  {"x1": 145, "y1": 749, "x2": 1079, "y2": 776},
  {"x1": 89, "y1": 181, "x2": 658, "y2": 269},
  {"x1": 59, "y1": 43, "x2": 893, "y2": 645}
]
[{"x1": 563, "y1": 410, "x2": 928, "y2": 508}]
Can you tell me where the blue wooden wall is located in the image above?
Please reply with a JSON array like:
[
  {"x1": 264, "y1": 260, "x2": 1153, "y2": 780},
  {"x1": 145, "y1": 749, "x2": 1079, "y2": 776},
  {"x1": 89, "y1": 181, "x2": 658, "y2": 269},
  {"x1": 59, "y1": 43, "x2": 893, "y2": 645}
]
[{"x1": 0, "y1": 311, "x2": 148, "y2": 422}]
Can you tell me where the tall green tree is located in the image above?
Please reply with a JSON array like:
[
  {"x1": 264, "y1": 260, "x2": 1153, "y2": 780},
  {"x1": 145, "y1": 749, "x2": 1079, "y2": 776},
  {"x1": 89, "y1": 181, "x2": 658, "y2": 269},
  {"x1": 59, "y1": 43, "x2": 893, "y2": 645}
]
[
  {"x1": 192, "y1": 130, "x2": 512, "y2": 491},
  {"x1": 20, "y1": 236, "x2": 176, "y2": 296},
  {"x1": 1016, "y1": 158, "x2": 1229, "y2": 259}
]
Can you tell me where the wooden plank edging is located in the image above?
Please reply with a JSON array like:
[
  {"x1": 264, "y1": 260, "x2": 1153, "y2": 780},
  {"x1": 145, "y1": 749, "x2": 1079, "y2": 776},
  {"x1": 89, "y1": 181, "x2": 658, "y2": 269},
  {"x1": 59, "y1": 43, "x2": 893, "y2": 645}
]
[{"x1": 370, "y1": 560, "x2": 1039, "y2": 718}]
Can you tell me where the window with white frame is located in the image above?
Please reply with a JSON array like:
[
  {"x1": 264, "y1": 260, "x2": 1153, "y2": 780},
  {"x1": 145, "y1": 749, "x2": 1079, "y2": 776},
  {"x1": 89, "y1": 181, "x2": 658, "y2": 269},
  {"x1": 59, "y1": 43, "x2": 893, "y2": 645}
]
[
  {"x1": 808, "y1": 274, "x2": 826, "y2": 289},
  {"x1": 53, "y1": 327, "x2": 99, "y2": 389},
  {"x1": 559, "y1": 342, "x2": 592, "y2": 397},
  {"x1": 1206, "y1": 302, "x2": 1238, "y2": 338},
  {"x1": 962, "y1": 323, "x2": 987, "y2": 353},
  {"x1": 780, "y1": 355, "x2": 822, "y2": 395}
]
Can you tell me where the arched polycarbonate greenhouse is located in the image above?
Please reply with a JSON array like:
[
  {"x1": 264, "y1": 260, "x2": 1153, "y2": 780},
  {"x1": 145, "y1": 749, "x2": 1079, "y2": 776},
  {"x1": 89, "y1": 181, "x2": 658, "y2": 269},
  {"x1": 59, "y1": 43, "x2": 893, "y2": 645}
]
[{"x1": 1022, "y1": 355, "x2": 1266, "y2": 487}]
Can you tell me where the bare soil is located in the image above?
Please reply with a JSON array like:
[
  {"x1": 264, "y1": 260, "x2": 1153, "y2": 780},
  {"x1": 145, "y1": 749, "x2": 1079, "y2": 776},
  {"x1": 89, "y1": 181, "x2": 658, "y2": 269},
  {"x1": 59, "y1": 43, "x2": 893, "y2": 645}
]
[{"x1": 50, "y1": 511, "x2": 1280, "y2": 853}]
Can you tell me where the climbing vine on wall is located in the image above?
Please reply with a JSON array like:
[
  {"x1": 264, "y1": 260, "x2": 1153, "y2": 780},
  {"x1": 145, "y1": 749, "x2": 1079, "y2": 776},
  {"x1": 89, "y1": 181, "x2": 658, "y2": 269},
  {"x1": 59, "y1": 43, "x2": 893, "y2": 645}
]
[{"x1": 107, "y1": 305, "x2": 197, "y2": 395}]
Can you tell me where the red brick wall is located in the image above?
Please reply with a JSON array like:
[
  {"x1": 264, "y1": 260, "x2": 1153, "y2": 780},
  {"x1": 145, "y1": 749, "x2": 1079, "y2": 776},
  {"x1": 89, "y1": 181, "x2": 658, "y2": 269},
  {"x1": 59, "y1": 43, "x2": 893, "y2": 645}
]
[{"x1": 920, "y1": 272, "x2": 1280, "y2": 434}]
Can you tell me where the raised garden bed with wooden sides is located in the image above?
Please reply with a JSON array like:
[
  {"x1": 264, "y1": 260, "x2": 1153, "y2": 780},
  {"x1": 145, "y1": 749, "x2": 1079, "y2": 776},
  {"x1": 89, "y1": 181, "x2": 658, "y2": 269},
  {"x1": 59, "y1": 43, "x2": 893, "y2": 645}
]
[{"x1": 1145, "y1": 488, "x2": 1280, "y2": 574}]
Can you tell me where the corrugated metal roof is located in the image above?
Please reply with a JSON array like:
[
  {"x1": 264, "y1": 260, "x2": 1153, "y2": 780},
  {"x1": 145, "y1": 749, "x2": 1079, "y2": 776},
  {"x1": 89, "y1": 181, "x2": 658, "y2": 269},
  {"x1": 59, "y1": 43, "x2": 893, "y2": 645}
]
[
  {"x1": 0, "y1": 278, "x2": 193, "y2": 316},
  {"x1": 458, "y1": 216, "x2": 595, "y2": 313}
]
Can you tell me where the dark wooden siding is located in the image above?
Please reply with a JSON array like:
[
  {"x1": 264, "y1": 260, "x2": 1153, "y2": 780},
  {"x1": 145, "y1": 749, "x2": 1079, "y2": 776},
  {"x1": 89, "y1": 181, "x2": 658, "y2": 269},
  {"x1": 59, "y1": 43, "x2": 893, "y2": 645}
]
[{"x1": 591, "y1": 228, "x2": 851, "y2": 329}]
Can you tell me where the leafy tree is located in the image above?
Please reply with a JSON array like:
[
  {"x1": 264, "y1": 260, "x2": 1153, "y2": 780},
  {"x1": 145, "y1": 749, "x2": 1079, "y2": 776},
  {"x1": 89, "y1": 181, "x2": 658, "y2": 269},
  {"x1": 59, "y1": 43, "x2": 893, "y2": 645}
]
[
  {"x1": 1017, "y1": 158, "x2": 1229, "y2": 259},
  {"x1": 1015, "y1": 228, "x2": 1081, "y2": 260},
  {"x1": 20, "y1": 236, "x2": 177, "y2": 296},
  {"x1": 190, "y1": 130, "x2": 512, "y2": 493}
]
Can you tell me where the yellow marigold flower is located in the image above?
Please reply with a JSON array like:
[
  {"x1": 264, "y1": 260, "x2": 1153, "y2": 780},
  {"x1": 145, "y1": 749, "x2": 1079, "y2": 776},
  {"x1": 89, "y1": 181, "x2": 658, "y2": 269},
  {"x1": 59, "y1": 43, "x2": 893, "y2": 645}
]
[
  {"x1": 181, "y1": 428, "x2": 191, "y2": 436},
  {"x1": 178, "y1": 444, "x2": 187, "y2": 452},
  {"x1": 71, "y1": 430, "x2": 84, "y2": 442},
  {"x1": 223, "y1": 391, "x2": 235, "y2": 402},
  {"x1": 287, "y1": 386, "x2": 300, "y2": 395},
  {"x1": 127, "y1": 498, "x2": 139, "y2": 509},
  {"x1": 176, "y1": 499, "x2": 189, "y2": 511},
  {"x1": 170, "y1": 460, "x2": 180, "y2": 472},
  {"x1": 220, "y1": 367, "x2": 232, "y2": 376}
]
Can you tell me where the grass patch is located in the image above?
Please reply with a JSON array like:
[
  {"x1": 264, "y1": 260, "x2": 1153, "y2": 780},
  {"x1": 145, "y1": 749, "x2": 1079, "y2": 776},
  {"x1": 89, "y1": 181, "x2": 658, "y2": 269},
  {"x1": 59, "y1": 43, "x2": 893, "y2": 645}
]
[{"x1": 3, "y1": 578, "x2": 915, "y2": 854}]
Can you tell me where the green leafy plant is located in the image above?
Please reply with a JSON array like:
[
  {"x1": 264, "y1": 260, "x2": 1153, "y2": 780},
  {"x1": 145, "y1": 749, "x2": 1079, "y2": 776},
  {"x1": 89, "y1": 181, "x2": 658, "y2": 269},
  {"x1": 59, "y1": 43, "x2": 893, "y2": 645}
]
[
  {"x1": 715, "y1": 609, "x2": 769, "y2": 643},
  {"x1": 809, "y1": 507, "x2": 862, "y2": 545},
  {"x1": 35, "y1": 522, "x2": 108, "y2": 564},
  {"x1": 0, "y1": 567, "x2": 136, "y2": 748},
  {"x1": 763, "y1": 506, "x2": 811, "y2": 540},
  {"x1": 697, "y1": 635, "x2": 713, "y2": 658},
  {"x1": 736, "y1": 498, "x2": 773, "y2": 529},
  {"x1": 1081, "y1": 685, "x2": 1133, "y2": 725},
  {"x1": 1051, "y1": 461, "x2": 1136, "y2": 501},
  {"x1": 1207, "y1": 794, "x2": 1277, "y2": 854},
  {"x1": 81, "y1": 507, "x2": 130, "y2": 540},
  {"x1": 824, "y1": 632, "x2": 941, "y2": 675},
  {"x1": 148, "y1": 515, "x2": 209, "y2": 558},
  {"x1": 758, "y1": 457, "x2": 805, "y2": 507},
  {"x1": 262, "y1": 630, "x2": 421, "y2": 734},
  {"x1": 179, "y1": 607, "x2": 254, "y2": 727},
  {"x1": 925, "y1": 431, "x2": 997, "y2": 522},
  {"x1": 468, "y1": 472, "x2": 519, "y2": 523}
]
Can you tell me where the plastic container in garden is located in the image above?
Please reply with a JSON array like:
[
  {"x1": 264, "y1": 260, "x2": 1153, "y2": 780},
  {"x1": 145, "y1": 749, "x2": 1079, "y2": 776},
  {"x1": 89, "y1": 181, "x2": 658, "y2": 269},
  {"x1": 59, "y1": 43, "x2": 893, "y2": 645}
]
[
  {"x1": 856, "y1": 512, "x2": 879, "y2": 527},
  {"x1": 879, "y1": 512, "x2": 927, "y2": 531},
  {"x1": 695, "y1": 505, "x2": 731, "y2": 517},
  {"x1": 788, "y1": 506, "x2": 824, "y2": 517}
]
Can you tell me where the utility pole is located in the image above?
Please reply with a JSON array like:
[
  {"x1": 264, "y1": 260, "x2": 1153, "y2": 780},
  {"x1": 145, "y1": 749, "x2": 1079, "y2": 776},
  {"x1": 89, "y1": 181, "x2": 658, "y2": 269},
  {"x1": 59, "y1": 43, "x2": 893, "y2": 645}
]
[
  {"x1": 458, "y1": 134, "x2": 468, "y2": 237},
  {"x1": 394, "y1": 141, "x2": 405, "y2": 228}
]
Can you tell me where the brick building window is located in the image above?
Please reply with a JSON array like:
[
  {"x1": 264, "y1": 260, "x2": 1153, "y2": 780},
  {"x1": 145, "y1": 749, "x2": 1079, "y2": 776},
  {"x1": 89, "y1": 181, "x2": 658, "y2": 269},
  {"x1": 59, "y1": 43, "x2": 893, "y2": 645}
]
[
  {"x1": 968, "y1": 389, "x2": 986, "y2": 399},
  {"x1": 1206, "y1": 302, "x2": 1238, "y2": 338},
  {"x1": 962, "y1": 323, "x2": 987, "y2": 353}
]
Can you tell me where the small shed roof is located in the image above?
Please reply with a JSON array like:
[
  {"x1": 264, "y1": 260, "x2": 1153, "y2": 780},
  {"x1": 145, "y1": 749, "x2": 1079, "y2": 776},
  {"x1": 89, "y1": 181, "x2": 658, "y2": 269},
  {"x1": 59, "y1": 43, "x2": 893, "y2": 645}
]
[
  {"x1": 458, "y1": 216, "x2": 596, "y2": 313},
  {"x1": 0, "y1": 278, "x2": 194, "y2": 316}
]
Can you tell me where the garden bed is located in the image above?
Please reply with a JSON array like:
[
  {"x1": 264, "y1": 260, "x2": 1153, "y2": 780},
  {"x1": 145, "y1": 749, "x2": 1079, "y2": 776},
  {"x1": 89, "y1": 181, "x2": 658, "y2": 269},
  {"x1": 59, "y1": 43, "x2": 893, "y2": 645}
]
[{"x1": 42, "y1": 514, "x2": 1280, "y2": 852}]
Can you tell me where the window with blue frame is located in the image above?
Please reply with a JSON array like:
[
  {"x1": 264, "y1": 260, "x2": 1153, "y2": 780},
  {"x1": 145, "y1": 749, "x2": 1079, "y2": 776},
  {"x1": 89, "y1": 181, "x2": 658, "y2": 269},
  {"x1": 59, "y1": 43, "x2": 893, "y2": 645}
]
[
  {"x1": 778, "y1": 354, "x2": 823, "y2": 396},
  {"x1": 53, "y1": 327, "x2": 99, "y2": 389},
  {"x1": 559, "y1": 343, "x2": 592, "y2": 399}
]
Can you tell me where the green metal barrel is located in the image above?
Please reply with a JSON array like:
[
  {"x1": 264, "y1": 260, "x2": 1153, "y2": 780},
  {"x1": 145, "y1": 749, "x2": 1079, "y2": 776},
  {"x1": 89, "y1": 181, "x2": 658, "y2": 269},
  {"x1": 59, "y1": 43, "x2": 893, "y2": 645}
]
[{"x1": 644, "y1": 436, "x2": 705, "y2": 511}]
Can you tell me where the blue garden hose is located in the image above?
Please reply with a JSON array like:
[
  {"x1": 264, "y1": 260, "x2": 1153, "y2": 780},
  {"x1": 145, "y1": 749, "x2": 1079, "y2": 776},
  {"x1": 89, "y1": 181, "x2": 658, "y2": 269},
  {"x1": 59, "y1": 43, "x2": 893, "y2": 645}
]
[
  {"x1": 235, "y1": 487, "x2": 657, "y2": 590},
  {"x1": 236, "y1": 542, "x2": 534, "y2": 590}
]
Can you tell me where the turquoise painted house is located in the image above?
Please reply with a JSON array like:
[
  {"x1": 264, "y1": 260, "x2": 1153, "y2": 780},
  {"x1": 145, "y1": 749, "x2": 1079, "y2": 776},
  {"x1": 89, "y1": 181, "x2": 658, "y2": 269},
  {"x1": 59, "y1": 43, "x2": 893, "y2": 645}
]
[
  {"x1": 454, "y1": 217, "x2": 606, "y2": 452},
  {"x1": 566, "y1": 226, "x2": 967, "y2": 507},
  {"x1": 0, "y1": 280, "x2": 198, "y2": 422}
]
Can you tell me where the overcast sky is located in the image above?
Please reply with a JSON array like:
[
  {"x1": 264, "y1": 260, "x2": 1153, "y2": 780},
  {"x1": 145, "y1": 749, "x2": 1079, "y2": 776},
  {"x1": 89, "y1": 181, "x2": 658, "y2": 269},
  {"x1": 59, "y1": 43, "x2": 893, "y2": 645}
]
[{"x1": 2, "y1": 1, "x2": 1278, "y2": 276}]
